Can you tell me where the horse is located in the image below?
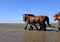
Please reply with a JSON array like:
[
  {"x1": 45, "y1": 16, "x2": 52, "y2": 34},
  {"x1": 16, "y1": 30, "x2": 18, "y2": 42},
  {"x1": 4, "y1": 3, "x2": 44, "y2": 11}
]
[
  {"x1": 23, "y1": 14, "x2": 38, "y2": 30},
  {"x1": 23, "y1": 14, "x2": 52, "y2": 30}
]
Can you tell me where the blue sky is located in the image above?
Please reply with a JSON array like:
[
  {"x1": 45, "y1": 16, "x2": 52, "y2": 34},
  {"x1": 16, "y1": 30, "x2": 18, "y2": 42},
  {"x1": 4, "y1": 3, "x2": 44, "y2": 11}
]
[{"x1": 0, "y1": 0, "x2": 60, "y2": 23}]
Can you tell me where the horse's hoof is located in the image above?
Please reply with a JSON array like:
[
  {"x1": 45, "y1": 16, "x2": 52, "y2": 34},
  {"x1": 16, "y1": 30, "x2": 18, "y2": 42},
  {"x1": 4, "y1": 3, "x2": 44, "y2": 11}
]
[
  {"x1": 31, "y1": 28, "x2": 33, "y2": 30},
  {"x1": 24, "y1": 28, "x2": 27, "y2": 30},
  {"x1": 59, "y1": 28, "x2": 60, "y2": 31},
  {"x1": 38, "y1": 29, "x2": 42, "y2": 30},
  {"x1": 29, "y1": 29, "x2": 31, "y2": 31},
  {"x1": 25, "y1": 29, "x2": 26, "y2": 30},
  {"x1": 35, "y1": 29, "x2": 39, "y2": 31},
  {"x1": 29, "y1": 28, "x2": 33, "y2": 30},
  {"x1": 43, "y1": 29, "x2": 46, "y2": 31}
]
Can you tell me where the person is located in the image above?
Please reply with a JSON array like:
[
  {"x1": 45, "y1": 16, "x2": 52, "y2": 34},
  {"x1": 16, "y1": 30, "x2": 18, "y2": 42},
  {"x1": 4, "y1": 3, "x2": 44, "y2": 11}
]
[{"x1": 54, "y1": 12, "x2": 60, "y2": 30}]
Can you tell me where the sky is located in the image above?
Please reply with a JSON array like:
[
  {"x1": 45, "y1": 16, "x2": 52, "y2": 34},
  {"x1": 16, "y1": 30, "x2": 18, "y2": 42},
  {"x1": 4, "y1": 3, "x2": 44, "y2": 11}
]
[{"x1": 0, "y1": 0, "x2": 60, "y2": 23}]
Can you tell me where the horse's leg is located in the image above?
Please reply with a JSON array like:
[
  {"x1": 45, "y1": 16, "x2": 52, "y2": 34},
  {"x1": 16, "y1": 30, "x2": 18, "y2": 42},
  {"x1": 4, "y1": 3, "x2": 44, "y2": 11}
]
[
  {"x1": 38, "y1": 23, "x2": 43, "y2": 30},
  {"x1": 29, "y1": 24, "x2": 33, "y2": 30},
  {"x1": 33, "y1": 23, "x2": 39, "y2": 30},
  {"x1": 40, "y1": 26, "x2": 43, "y2": 30},
  {"x1": 39, "y1": 22, "x2": 46, "y2": 30},
  {"x1": 43, "y1": 23, "x2": 46, "y2": 31},
  {"x1": 39, "y1": 22, "x2": 46, "y2": 31},
  {"x1": 24, "y1": 23, "x2": 28, "y2": 30}
]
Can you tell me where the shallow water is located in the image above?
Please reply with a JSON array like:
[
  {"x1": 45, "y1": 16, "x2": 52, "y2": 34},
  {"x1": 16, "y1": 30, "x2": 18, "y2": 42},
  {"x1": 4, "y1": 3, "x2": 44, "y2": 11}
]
[{"x1": 0, "y1": 24, "x2": 60, "y2": 42}]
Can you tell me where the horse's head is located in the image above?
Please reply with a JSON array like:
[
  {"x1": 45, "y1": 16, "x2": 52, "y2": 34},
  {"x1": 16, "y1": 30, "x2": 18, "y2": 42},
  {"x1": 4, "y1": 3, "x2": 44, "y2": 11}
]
[
  {"x1": 23, "y1": 14, "x2": 34, "y2": 21},
  {"x1": 23, "y1": 14, "x2": 28, "y2": 21}
]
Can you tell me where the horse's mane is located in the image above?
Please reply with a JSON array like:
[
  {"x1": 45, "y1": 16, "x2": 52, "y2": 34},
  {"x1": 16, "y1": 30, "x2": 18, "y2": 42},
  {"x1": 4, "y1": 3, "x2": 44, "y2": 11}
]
[
  {"x1": 45, "y1": 16, "x2": 49, "y2": 19},
  {"x1": 24, "y1": 14, "x2": 35, "y2": 16}
]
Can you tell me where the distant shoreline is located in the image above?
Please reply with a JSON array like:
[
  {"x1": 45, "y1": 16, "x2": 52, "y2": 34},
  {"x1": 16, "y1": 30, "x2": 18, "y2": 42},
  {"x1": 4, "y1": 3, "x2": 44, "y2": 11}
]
[{"x1": 0, "y1": 23, "x2": 58, "y2": 25}]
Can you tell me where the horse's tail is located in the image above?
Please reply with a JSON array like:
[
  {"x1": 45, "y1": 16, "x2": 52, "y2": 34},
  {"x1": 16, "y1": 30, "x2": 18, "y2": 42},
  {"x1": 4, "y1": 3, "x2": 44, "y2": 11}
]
[{"x1": 45, "y1": 16, "x2": 52, "y2": 27}]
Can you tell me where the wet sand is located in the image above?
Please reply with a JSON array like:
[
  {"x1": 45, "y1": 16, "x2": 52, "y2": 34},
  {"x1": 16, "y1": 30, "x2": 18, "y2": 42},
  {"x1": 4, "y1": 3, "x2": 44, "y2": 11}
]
[{"x1": 0, "y1": 23, "x2": 60, "y2": 42}]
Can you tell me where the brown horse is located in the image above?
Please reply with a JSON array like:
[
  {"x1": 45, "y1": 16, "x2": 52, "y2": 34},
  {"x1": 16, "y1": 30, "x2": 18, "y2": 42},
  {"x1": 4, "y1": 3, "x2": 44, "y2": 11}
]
[
  {"x1": 23, "y1": 14, "x2": 52, "y2": 30},
  {"x1": 23, "y1": 14, "x2": 38, "y2": 30}
]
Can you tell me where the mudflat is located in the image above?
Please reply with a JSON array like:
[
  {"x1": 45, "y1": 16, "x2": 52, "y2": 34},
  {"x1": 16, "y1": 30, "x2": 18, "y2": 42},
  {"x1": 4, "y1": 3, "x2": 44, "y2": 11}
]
[{"x1": 0, "y1": 23, "x2": 60, "y2": 42}]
